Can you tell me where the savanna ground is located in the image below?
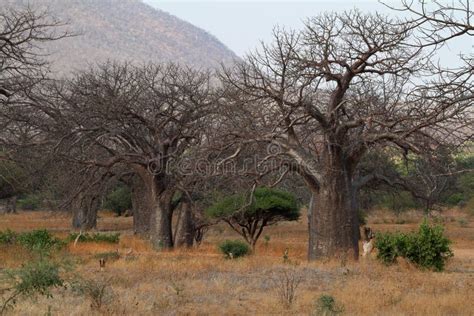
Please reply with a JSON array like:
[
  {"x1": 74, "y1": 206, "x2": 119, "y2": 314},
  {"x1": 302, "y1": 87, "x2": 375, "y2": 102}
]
[{"x1": 0, "y1": 208, "x2": 473, "y2": 316}]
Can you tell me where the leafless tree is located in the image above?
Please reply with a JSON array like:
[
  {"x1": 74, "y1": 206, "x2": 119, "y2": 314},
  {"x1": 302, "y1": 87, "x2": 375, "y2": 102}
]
[
  {"x1": 25, "y1": 62, "x2": 216, "y2": 249},
  {"x1": 0, "y1": 5, "x2": 69, "y2": 214},
  {"x1": 386, "y1": 0, "x2": 473, "y2": 46},
  {"x1": 220, "y1": 11, "x2": 472, "y2": 260},
  {"x1": 385, "y1": 1, "x2": 473, "y2": 105},
  {"x1": 0, "y1": 6, "x2": 68, "y2": 99}
]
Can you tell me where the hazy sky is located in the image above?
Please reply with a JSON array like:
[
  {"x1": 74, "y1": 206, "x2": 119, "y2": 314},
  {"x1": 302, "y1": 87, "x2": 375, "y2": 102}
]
[{"x1": 143, "y1": 1, "x2": 471, "y2": 67}]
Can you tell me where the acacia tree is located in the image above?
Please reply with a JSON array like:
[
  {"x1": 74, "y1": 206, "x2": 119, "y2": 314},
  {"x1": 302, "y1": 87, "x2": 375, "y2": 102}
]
[
  {"x1": 206, "y1": 187, "x2": 300, "y2": 249},
  {"x1": 221, "y1": 11, "x2": 472, "y2": 260}
]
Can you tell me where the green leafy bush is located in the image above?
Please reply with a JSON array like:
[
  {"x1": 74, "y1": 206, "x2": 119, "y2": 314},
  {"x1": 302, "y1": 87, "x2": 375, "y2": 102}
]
[
  {"x1": 0, "y1": 229, "x2": 17, "y2": 245},
  {"x1": 1, "y1": 260, "x2": 64, "y2": 313},
  {"x1": 17, "y1": 230, "x2": 63, "y2": 253},
  {"x1": 313, "y1": 294, "x2": 344, "y2": 315},
  {"x1": 102, "y1": 185, "x2": 132, "y2": 216},
  {"x1": 445, "y1": 193, "x2": 465, "y2": 206},
  {"x1": 218, "y1": 240, "x2": 251, "y2": 259},
  {"x1": 374, "y1": 232, "x2": 409, "y2": 265},
  {"x1": 375, "y1": 220, "x2": 453, "y2": 271},
  {"x1": 66, "y1": 232, "x2": 120, "y2": 244},
  {"x1": 404, "y1": 220, "x2": 453, "y2": 271}
]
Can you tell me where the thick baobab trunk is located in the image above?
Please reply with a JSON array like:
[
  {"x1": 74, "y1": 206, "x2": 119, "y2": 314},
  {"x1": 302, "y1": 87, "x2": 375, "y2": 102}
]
[
  {"x1": 133, "y1": 166, "x2": 175, "y2": 250},
  {"x1": 151, "y1": 191, "x2": 174, "y2": 249},
  {"x1": 131, "y1": 176, "x2": 153, "y2": 236},
  {"x1": 175, "y1": 199, "x2": 195, "y2": 248},
  {"x1": 72, "y1": 196, "x2": 99, "y2": 230},
  {"x1": 308, "y1": 151, "x2": 359, "y2": 261}
]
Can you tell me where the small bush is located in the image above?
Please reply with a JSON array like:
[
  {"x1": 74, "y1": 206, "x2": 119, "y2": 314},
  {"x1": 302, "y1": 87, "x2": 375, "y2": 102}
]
[
  {"x1": 0, "y1": 229, "x2": 17, "y2": 245},
  {"x1": 218, "y1": 240, "x2": 250, "y2": 259},
  {"x1": 313, "y1": 294, "x2": 344, "y2": 315},
  {"x1": 458, "y1": 218, "x2": 468, "y2": 227},
  {"x1": 1, "y1": 260, "x2": 64, "y2": 313},
  {"x1": 71, "y1": 278, "x2": 114, "y2": 311},
  {"x1": 375, "y1": 220, "x2": 453, "y2": 271},
  {"x1": 445, "y1": 193, "x2": 465, "y2": 206},
  {"x1": 66, "y1": 232, "x2": 120, "y2": 244},
  {"x1": 17, "y1": 230, "x2": 63, "y2": 253},
  {"x1": 17, "y1": 194, "x2": 42, "y2": 210},
  {"x1": 374, "y1": 232, "x2": 408, "y2": 265},
  {"x1": 272, "y1": 269, "x2": 302, "y2": 308},
  {"x1": 404, "y1": 220, "x2": 453, "y2": 271}
]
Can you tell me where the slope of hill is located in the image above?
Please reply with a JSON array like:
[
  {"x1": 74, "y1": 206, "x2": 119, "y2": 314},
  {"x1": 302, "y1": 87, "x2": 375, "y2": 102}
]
[{"x1": 6, "y1": 0, "x2": 237, "y2": 74}]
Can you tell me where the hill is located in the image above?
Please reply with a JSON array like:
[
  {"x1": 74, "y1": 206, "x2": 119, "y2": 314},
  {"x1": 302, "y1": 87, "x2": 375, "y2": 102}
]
[{"x1": 6, "y1": 0, "x2": 237, "y2": 75}]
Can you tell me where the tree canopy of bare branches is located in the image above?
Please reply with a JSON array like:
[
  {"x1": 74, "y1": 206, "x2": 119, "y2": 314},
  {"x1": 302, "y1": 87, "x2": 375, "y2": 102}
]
[
  {"x1": 220, "y1": 10, "x2": 472, "y2": 260},
  {"x1": 25, "y1": 62, "x2": 216, "y2": 248}
]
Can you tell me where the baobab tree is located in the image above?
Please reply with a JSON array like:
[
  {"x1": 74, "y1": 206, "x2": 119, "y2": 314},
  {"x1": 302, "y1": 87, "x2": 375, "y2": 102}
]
[
  {"x1": 29, "y1": 62, "x2": 216, "y2": 249},
  {"x1": 221, "y1": 11, "x2": 472, "y2": 260},
  {"x1": 0, "y1": 6, "x2": 69, "y2": 211}
]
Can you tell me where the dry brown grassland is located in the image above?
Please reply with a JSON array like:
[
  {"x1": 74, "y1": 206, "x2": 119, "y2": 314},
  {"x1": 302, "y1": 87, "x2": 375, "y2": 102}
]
[{"x1": 0, "y1": 208, "x2": 473, "y2": 315}]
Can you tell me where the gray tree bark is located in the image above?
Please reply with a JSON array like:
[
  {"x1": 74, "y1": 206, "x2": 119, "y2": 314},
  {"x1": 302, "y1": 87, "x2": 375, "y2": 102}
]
[
  {"x1": 72, "y1": 195, "x2": 99, "y2": 230},
  {"x1": 308, "y1": 149, "x2": 359, "y2": 261},
  {"x1": 175, "y1": 199, "x2": 195, "y2": 248},
  {"x1": 151, "y1": 190, "x2": 174, "y2": 249},
  {"x1": 131, "y1": 175, "x2": 153, "y2": 236}
]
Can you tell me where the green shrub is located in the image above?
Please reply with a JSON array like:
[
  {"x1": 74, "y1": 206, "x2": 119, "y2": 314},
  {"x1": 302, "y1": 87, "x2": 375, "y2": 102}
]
[
  {"x1": 0, "y1": 229, "x2": 17, "y2": 245},
  {"x1": 404, "y1": 220, "x2": 453, "y2": 271},
  {"x1": 375, "y1": 220, "x2": 453, "y2": 271},
  {"x1": 445, "y1": 193, "x2": 465, "y2": 206},
  {"x1": 374, "y1": 232, "x2": 409, "y2": 265},
  {"x1": 66, "y1": 232, "x2": 120, "y2": 244},
  {"x1": 102, "y1": 185, "x2": 132, "y2": 216},
  {"x1": 313, "y1": 294, "x2": 344, "y2": 315},
  {"x1": 1, "y1": 260, "x2": 64, "y2": 313},
  {"x1": 17, "y1": 230, "x2": 63, "y2": 253},
  {"x1": 218, "y1": 240, "x2": 251, "y2": 259},
  {"x1": 17, "y1": 194, "x2": 42, "y2": 210}
]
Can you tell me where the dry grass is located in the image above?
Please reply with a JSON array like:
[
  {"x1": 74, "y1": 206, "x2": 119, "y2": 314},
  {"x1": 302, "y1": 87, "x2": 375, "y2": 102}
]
[{"x1": 0, "y1": 209, "x2": 473, "y2": 315}]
